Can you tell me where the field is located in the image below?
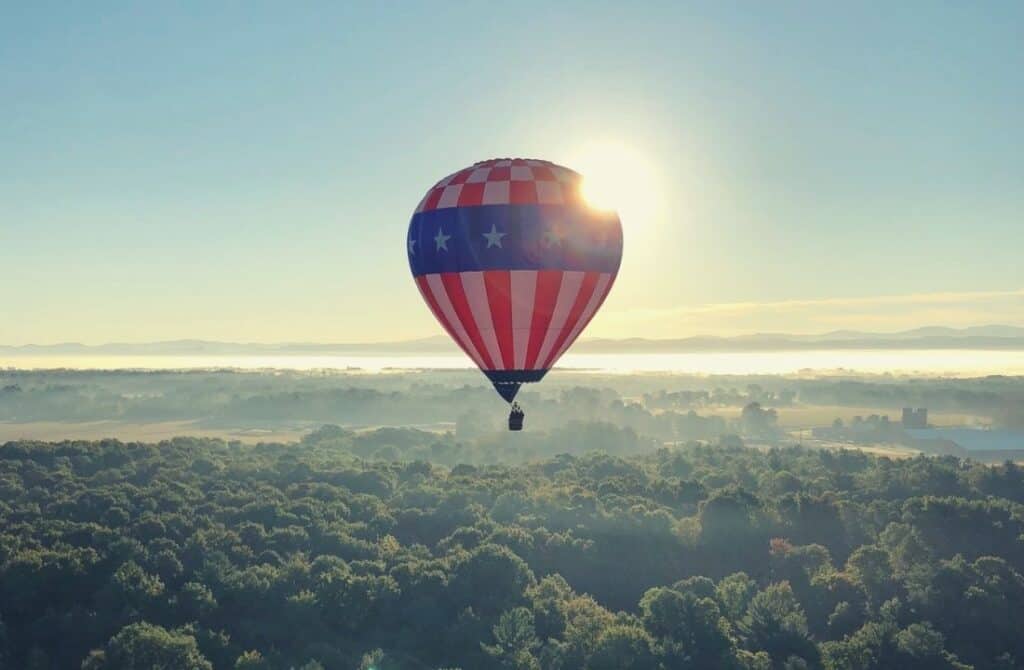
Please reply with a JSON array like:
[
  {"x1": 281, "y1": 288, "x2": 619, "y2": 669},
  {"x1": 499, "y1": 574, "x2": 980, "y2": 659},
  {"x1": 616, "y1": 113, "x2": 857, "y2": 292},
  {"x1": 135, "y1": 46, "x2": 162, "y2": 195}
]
[
  {"x1": 705, "y1": 404, "x2": 984, "y2": 429},
  {"x1": 0, "y1": 420, "x2": 310, "y2": 444}
]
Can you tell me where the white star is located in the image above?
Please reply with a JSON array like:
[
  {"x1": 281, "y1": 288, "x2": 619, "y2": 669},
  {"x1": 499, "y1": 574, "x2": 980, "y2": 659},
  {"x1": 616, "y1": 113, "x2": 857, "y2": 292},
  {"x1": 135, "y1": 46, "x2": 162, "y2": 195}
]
[
  {"x1": 482, "y1": 224, "x2": 507, "y2": 249},
  {"x1": 408, "y1": 237, "x2": 417, "y2": 255},
  {"x1": 434, "y1": 228, "x2": 451, "y2": 252},
  {"x1": 541, "y1": 228, "x2": 562, "y2": 248}
]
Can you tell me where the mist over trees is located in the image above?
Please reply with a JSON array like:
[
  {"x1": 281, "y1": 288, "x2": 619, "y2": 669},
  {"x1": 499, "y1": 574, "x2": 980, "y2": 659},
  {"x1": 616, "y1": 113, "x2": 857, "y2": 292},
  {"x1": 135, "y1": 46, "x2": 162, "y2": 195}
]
[
  {"x1": 1, "y1": 369, "x2": 1022, "y2": 441},
  {"x1": 1, "y1": 432, "x2": 1023, "y2": 669}
]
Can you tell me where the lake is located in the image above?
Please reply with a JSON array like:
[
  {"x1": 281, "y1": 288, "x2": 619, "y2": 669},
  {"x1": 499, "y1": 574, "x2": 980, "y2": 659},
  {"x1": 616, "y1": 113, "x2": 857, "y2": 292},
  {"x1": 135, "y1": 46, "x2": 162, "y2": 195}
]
[{"x1": 3, "y1": 349, "x2": 1023, "y2": 376}]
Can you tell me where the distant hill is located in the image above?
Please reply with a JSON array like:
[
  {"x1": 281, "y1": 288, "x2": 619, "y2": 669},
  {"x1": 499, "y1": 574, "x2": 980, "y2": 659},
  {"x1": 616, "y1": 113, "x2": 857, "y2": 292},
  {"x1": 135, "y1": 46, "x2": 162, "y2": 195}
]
[
  {"x1": 3, "y1": 325, "x2": 1024, "y2": 356},
  {"x1": 0, "y1": 337, "x2": 454, "y2": 356}
]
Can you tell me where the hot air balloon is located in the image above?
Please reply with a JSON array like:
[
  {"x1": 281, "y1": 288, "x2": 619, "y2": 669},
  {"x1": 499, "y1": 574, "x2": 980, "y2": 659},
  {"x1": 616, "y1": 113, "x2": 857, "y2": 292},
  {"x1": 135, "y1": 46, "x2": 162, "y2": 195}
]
[{"x1": 407, "y1": 158, "x2": 623, "y2": 430}]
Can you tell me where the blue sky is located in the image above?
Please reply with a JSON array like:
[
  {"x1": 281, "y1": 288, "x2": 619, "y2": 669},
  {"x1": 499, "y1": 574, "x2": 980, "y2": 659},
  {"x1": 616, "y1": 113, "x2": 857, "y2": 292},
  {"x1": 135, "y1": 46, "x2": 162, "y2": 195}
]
[{"x1": 2, "y1": 2, "x2": 1022, "y2": 344}]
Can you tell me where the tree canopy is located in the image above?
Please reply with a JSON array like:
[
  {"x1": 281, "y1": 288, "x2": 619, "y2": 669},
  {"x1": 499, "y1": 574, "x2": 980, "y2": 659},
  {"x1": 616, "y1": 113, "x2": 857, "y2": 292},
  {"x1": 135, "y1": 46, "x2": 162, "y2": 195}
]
[{"x1": 0, "y1": 432, "x2": 1022, "y2": 668}]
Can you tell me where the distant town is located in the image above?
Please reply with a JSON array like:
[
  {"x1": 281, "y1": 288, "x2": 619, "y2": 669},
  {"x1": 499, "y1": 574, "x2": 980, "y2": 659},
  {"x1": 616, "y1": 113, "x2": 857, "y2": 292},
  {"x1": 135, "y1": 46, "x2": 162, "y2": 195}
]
[{"x1": 812, "y1": 406, "x2": 1024, "y2": 462}]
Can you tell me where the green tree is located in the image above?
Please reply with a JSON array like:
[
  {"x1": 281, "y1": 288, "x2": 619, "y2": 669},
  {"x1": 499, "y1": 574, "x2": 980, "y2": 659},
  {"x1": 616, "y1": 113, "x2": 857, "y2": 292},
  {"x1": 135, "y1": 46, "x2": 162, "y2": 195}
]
[
  {"x1": 449, "y1": 544, "x2": 536, "y2": 617},
  {"x1": 699, "y1": 489, "x2": 767, "y2": 575},
  {"x1": 640, "y1": 587, "x2": 736, "y2": 668},
  {"x1": 741, "y1": 582, "x2": 818, "y2": 666},
  {"x1": 845, "y1": 546, "x2": 895, "y2": 609},
  {"x1": 483, "y1": 608, "x2": 540, "y2": 669},
  {"x1": 717, "y1": 572, "x2": 757, "y2": 621},
  {"x1": 99, "y1": 561, "x2": 166, "y2": 622},
  {"x1": 234, "y1": 649, "x2": 274, "y2": 669},
  {"x1": 586, "y1": 624, "x2": 657, "y2": 670},
  {"x1": 101, "y1": 622, "x2": 212, "y2": 670},
  {"x1": 175, "y1": 582, "x2": 216, "y2": 622}
]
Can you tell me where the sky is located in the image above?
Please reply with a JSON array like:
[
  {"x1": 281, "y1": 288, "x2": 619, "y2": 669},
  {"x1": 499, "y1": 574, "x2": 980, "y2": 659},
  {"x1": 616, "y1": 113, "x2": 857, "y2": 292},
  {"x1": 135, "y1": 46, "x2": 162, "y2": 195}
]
[{"x1": 2, "y1": 1, "x2": 1022, "y2": 345}]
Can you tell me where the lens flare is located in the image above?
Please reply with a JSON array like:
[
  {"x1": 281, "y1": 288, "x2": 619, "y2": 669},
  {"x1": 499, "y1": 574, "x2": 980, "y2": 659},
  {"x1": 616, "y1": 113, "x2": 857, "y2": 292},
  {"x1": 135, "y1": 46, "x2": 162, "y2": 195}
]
[{"x1": 574, "y1": 141, "x2": 660, "y2": 224}]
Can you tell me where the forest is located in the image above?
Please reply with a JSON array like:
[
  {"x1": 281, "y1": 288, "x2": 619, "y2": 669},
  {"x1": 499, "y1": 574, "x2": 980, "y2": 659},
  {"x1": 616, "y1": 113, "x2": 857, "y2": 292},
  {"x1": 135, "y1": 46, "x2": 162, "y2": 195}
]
[{"x1": 1, "y1": 427, "x2": 1023, "y2": 669}]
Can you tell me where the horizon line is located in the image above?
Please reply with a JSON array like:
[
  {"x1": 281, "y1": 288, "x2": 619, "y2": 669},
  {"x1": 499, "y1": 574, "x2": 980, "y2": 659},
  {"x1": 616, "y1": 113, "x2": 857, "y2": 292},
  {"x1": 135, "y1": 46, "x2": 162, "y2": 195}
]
[{"x1": 3, "y1": 323, "x2": 1024, "y2": 350}]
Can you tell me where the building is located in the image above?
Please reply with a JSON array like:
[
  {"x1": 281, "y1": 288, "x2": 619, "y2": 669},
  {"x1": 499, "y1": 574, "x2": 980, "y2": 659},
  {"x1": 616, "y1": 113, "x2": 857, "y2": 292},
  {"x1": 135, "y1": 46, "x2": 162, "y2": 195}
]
[
  {"x1": 901, "y1": 407, "x2": 928, "y2": 429},
  {"x1": 906, "y1": 428, "x2": 1024, "y2": 462}
]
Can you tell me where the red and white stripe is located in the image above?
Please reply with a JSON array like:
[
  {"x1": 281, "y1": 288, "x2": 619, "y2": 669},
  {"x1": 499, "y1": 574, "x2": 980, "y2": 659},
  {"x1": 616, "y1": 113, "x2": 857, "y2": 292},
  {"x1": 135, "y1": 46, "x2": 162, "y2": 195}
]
[
  {"x1": 417, "y1": 269, "x2": 616, "y2": 372},
  {"x1": 415, "y1": 158, "x2": 582, "y2": 213}
]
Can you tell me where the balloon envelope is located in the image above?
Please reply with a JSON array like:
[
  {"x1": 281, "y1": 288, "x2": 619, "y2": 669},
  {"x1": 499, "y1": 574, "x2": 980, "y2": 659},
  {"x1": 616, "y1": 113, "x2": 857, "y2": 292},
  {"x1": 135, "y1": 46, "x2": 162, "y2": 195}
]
[{"x1": 407, "y1": 158, "x2": 623, "y2": 402}]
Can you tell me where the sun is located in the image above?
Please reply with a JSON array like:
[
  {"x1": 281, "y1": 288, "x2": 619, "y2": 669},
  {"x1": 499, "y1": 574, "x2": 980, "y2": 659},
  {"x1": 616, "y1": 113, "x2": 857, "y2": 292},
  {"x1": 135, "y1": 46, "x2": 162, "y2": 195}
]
[{"x1": 573, "y1": 141, "x2": 660, "y2": 223}]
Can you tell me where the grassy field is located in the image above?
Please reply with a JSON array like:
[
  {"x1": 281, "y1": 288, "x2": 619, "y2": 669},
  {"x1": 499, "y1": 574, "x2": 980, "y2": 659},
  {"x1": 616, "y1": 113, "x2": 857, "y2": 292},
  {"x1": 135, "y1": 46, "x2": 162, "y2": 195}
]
[
  {"x1": 0, "y1": 420, "x2": 310, "y2": 444},
  {"x1": 714, "y1": 404, "x2": 985, "y2": 429}
]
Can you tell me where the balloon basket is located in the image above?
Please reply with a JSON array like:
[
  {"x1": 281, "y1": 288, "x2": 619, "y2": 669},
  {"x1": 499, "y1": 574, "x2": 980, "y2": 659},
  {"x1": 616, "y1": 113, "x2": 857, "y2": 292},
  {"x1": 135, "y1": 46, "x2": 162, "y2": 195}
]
[{"x1": 508, "y1": 404, "x2": 524, "y2": 431}]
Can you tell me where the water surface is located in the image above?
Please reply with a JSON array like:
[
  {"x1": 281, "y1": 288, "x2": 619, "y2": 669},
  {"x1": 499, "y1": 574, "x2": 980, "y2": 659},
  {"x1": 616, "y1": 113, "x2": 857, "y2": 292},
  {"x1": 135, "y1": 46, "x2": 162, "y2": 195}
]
[{"x1": 3, "y1": 349, "x2": 1022, "y2": 376}]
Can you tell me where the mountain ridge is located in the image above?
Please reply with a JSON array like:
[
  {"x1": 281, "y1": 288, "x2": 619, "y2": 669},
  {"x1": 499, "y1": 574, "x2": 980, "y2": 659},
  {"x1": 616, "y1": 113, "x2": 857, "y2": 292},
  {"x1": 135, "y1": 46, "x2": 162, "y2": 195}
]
[{"x1": 3, "y1": 326, "x2": 1024, "y2": 355}]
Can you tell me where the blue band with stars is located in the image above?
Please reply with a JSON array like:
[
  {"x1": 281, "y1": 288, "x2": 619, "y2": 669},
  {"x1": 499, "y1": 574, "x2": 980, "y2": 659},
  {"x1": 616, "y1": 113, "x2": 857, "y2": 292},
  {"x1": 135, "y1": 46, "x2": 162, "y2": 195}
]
[{"x1": 407, "y1": 204, "x2": 623, "y2": 276}]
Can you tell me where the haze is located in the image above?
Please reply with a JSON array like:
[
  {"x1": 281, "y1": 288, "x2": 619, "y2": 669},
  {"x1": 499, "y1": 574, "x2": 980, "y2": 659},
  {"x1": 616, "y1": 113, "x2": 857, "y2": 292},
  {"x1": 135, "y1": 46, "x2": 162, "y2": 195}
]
[{"x1": 3, "y1": 2, "x2": 1022, "y2": 346}]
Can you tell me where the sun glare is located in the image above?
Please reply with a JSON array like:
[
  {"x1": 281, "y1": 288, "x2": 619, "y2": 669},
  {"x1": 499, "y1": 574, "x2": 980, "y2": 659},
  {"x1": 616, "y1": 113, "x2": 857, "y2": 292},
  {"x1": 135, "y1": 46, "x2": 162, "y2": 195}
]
[{"x1": 574, "y1": 142, "x2": 661, "y2": 224}]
